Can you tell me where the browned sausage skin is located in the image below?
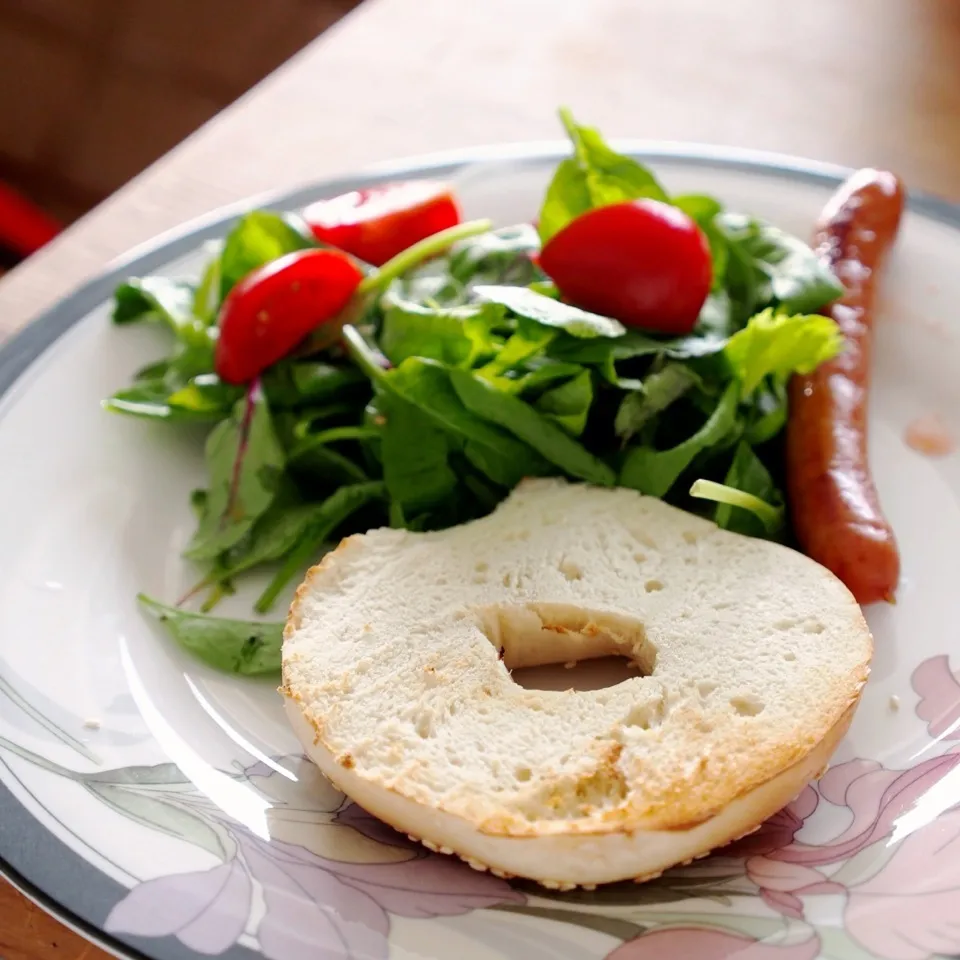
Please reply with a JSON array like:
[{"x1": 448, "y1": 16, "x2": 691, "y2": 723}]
[{"x1": 786, "y1": 169, "x2": 904, "y2": 605}]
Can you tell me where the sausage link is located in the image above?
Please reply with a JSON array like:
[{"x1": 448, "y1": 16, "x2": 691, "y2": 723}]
[{"x1": 786, "y1": 169, "x2": 904, "y2": 605}]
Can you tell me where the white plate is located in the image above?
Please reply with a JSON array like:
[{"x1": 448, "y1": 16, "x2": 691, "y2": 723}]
[{"x1": 2, "y1": 144, "x2": 960, "y2": 960}]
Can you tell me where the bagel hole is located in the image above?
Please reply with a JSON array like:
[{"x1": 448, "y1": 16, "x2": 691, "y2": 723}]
[
  {"x1": 783, "y1": 651, "x2": 797, "y2": 662},
  {"x1": 514, "y1": 766, "x2": 532, "y2": 782},
  {"x1": 473, "y1": 602, "x2": 656, "y2": 692},
  {"x1": 512, "y1": 655, "x2": 639, "y2": 692},
  {"x1": 559, "y1": 558, "x2": 583, "y2": 581},
  {"x1": 644, "y1": 579, "x2": 664, "y2": 593}
]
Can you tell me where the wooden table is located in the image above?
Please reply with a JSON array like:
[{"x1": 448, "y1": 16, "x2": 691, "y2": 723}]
[{"x1": 2, "y1": 0, "x2": 960, "y2": 955}]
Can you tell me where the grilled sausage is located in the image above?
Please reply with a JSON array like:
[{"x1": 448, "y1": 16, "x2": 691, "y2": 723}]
[{"x1": 786, "y1": 169, "x2": 904, "y2": 605}]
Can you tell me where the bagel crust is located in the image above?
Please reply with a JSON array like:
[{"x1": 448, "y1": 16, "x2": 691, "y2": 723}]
[{"x1": 282, "y1": 478, "x2": 873, "y2": 887}]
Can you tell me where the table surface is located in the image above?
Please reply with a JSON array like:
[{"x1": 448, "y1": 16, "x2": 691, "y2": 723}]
[{"x1": 3, "y1": 0, "x2": 960, "y2": 955}]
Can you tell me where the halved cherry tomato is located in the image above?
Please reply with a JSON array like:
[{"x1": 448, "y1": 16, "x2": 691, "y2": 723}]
[
  {"x1": 302, "y1": 180, "x2": 461, "y2": 266},
  {"x1": 215, "y1": 248, "x2": 363, "y2": 385},
  {"x1": 539, "y1": 200, "x2": 711, "y2": 335}
]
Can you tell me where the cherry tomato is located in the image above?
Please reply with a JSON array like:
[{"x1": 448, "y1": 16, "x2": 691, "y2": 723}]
[
  {"x1": 215, "y1": 248, "x2": 363, "y2": 385},
  {"x1": 539, "y1": 200, "x2": 712, "y2": 334},
  {"x1": 302, "y1": 180, "x2": 461, "y2": 266}
]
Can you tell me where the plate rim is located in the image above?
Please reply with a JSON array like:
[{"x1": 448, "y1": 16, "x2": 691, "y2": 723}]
[{"x1": 2, "y1": 139, "x2": 960, "y2": 960}]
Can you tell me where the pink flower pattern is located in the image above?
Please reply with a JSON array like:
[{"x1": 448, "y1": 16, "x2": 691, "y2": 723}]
[
  {"x1": 607, "y1": 655, "x2": 960, "y2": 960},
  {"x1": 606, "y1": 928, "x2": 822, "y2": 960}
]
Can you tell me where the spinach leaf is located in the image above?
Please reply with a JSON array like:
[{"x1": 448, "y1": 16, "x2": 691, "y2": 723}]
[
  {"x1": 286, "y1": 437, "x2": 370, "y2": 487},
  {"x1": 717, "y1": 213, "x2": 845, "y2": 315},
  {"x1": 744, "y1": 380, "x2": 788, "y2": 446},
  {"x1": 104, "y1": 381, "x2": 223, "y2": 422},
  {"x1": 212, "y1": 489, "x2": 338, "y2": 585},
  {"x1": 673, "y1": 194, "x2": 729, "y2": 289},
  {"x1": 614, "y1": 364, "x2": 701, "y2": 443},
  {"x1": 138, "y1": 594, "x2": 282, "y2": 676},
  {"x1": 384, "y1": 358, "x2": 549, "y2": 487},
  {"x1": 219, "y1": 211, "x2": 315, "y2": 297},
  {"x1": 550, "y1": 326, "x2": 725, "y2": 367},
  {"x1": 473, "y1": 285, "x2": 626, "y2": 338},
  {"x1": 112, "y1": 277, "x2": 218, "y2": 364},
  {"x1": 620, "y1": 382, "x2": 740, "y2": 497},
  {"x1": 166, "y1": 374, "x2": 243, "y2": 417},
  {"x1": 380, "y1": 296, "x2": 499, "y2": 367},
  {"x1": 511, "y1": 360, "x2": 586, "y2": 396},
  {"x1": 447, "y1": 224, "x2": 543, "y2": 287},
  {"x1": 539, "y1": 108, "x2": 668, "y2": 243},
  {"x1": 379, "y1": 392, "x2": 459, "y2": 521},
  {"x1": 533, "y1": 369, "x2": 593, "y2": 436},
  {"x1": 184, "y1": 386, "x2": 285, "y2": 561},
  {"x1": 692, "y1": 440, "x2": 784, "y2": 538},
  {"x1": 192, "y1": 246, "x2": 223, "y2": 323},
  {"x1": 672, "y1": 194, "x2": 722, "y2": 223},
  {"x1": 449, "y1": 368, "x2": 615, "y2": 486},
  {"x1": 113, "y1": 277, "x2": 196, "y2": 332},
  {"x1": 724, "y1": 308, "x2": 842, "y2": 398},
  {"x1": 262, "y1": 362, "x2": 368, "y2": 409},
  {"x1": 255, "y1": 481, "x2": 387, "y2": 613},
  {"x1": 480, "y1": 323, "x2": 556, "y2": 377}
]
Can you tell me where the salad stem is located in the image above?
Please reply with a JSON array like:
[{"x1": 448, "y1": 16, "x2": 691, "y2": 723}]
[
  {"x1": 689, "y1": 479, "x2": 783, "y2": 533},
  {"x1": 342, "y1": 324, "x2": 390, "y2": 381},
  {"x1": 357, "y1": 218, "x2": 493, "y2": 296}
]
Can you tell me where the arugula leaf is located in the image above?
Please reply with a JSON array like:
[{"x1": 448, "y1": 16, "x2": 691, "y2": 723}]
[
  {"x1": 255, "y1": 481, "x2": 387, "y2": 612},
  {"x1": 184, "y1": 386, "x2": 285, "y2": 561},
  {"x1": 620, "y1": 382, "x2": 740, "y2": 497},
  {"x1": 138, "y1": 594, "x2": 282, "y2": 676},
  {"x1": 717, "y1": 213, "x2": 845, "y2": 316},
  {"x1": 725, "y1": 308, "x2": 843, "y2": 398},
  {"x1": 533, "y1": 369, "x2": 593, "y2": 436},
  {"x1": 539, "y1": 108, "x2": 668, "y2": 243},
  {"x1": 384, "y1": 358, "x2": 549, "y2": 487},
  {"x1": 691, "y1": 441, "x2": 784, "y2": 538},
  {"x1": 379, "y1": 392, "x2": 459, "y2": 522},
  {"x1": 449, "y1": 368, "x2": 615, "y2": 486},
  {"x1": 219, "y1": 211, "x2": 315, "y2": 297},
  {"x1": 615, "y1": 364, "x2": 700, "y2": 442},
  {"x1": 474, "y1": 285, "x2": 626, "y2": 339}
]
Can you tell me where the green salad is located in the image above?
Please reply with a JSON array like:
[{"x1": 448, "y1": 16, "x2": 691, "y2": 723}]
[{"x1": 107, "y1": 109, "x2": 845, "y2": 676}]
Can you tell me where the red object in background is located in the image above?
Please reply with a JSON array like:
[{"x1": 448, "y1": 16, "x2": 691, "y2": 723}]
[
  {"x1": 215, "y1": 248, "x2": 364, "y2": 384},
  {"x1": 0, "y1": 182, "x2": 62, "y2": 259},
  {"x1": 303, "y1": 180, "x2": 461, "y2": 266},
  {"x1": 539, "y1": 199, "x2": 712, "y2": 335}
]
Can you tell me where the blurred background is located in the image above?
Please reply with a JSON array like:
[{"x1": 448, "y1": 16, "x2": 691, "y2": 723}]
[{"x1": 0, "y1": 0, "x2": 360, "y2": 269}]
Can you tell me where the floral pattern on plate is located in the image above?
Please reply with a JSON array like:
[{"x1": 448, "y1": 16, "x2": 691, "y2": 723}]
[{"x1": 2, "y1": 655, "x2": 960, "y2": 960}]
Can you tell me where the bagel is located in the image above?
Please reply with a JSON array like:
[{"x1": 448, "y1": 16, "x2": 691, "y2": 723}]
[{"x1": 281, "y1": 477, "x2": 872, "y2": 888}]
